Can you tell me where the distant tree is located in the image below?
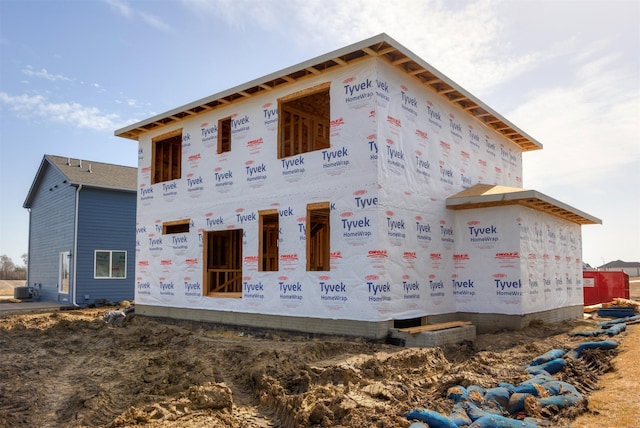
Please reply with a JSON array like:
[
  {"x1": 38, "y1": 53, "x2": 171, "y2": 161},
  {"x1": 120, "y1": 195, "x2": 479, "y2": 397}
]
[
  {"x1": 21, "y1": 253, "x2": 28, "y2": 270},
  {"x1": 0, "y1": 255, "x2": 15, "y2": 280},
  {"x1": 13, "y1": 266, "x2": 27, "y2": 280},
  {"x1": 0, "y1": 255, "x2": 25, "y2": 280}
]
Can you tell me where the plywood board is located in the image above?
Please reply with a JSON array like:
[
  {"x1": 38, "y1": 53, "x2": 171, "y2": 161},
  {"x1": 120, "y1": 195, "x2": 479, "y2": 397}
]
[{"x1": 398, "y1": 321, "x2": 472, "y2": 334}]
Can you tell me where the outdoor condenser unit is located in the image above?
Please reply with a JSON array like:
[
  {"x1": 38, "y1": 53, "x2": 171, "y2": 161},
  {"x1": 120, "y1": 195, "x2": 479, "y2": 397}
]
[{"x1": 13, "y1": 287, "x2": 31, "y2": 299}]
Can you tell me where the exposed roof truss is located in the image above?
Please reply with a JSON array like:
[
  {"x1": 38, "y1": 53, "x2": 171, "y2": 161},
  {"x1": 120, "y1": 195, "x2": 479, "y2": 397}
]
[
  {"x1": 115, "y1": 34, "x2": 542, "y2": 152},
  {"x1": 446, "y1": 184, "x2": 601, "y2": 225}
]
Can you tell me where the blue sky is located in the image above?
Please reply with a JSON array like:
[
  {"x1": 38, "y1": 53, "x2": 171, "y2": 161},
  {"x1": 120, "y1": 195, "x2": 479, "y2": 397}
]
[{"x1": 1, "y1": 0, "x2": 638, "y2": 268}]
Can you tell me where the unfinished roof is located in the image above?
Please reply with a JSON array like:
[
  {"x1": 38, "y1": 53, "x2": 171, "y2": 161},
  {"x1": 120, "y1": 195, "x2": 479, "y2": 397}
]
[
  {"x1": 24, "y1": 155, "x2": 137, "y2": 208},
  {"x1": 446, "y1": 184, "x2": 601, "y2": 225},
  {"x1": 115, "y1": 33, "x2": 542, "y2": 152}
]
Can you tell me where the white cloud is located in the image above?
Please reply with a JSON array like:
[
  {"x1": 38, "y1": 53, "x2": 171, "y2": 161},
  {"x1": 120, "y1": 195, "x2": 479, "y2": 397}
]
[
  {"x1": 22, "y1": 66, "x2": 71, "y2": 82},
  {"x1": 0, "y1": 92, "x2": 128, "y2": 131},
  {"x1": 105, "y1": 0, "x2": 133, "y2": 19},
  {"x1": 515, "y1": 47, "x2": 640, "y2": 189},
  {"x1": 106, "y1": 0, "x2": 172, "y2": 32},
  {"x1": 139, "y1": 12, "x2": 173, "y2": 32},
  {"x1": 181, "y1": 0, "x2": 542, "y2": 96},
  {"x1": 115, "y1": 93, "x2": 151, "y2": 109}
]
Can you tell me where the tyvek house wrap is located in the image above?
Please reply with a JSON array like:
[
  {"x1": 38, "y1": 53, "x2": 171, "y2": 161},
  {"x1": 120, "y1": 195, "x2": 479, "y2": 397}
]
[
  {"x1": 452, "y1": 206, "x2": 583, "y2": 315},
  {"x1": 133, "y1": 56, "x2": 545, "y2": 322}
]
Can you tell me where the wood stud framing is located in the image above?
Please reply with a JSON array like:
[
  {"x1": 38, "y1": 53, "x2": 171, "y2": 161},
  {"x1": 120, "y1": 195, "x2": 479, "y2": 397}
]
[{"x1": 203, "y1": 229, "x2": 243, "y2": 296}]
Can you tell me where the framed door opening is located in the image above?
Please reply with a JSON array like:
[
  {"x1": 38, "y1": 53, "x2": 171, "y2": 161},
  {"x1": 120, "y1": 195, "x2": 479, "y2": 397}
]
[{"x1": 203, "y1": 229, "x2": 243, "y2": 297}]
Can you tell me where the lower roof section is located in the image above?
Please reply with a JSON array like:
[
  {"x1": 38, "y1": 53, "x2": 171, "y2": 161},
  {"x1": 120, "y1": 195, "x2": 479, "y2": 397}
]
[{"x1": 446, "y1": 184, "x2": 601, "y2": 225}]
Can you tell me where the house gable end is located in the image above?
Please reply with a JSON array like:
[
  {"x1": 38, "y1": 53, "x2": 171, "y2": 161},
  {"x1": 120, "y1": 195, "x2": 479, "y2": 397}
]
[{"x1": 25, "y1": 155, "x2": 137, "y2": 208}]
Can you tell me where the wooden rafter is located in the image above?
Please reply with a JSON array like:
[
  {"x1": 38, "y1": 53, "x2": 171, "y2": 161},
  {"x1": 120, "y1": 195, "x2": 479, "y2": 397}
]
[{"x1": 115, "y1": 35, "x2": 542, "y2": 152}]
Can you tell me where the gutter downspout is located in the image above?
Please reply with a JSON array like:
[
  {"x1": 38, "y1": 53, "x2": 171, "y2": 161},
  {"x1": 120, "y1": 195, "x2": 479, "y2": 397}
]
[
  {"x1": 26, "y1": 208, "x2": 32, "y2": 288},
  {"x1": 71, "y1": 184, "x2": 82, "y2": 307}
]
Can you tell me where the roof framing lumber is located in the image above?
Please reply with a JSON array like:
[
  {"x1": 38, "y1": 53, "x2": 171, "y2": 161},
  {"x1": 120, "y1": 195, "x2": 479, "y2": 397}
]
[{"x1": 115, "y1": 34, "x2": 542, "y2": 152}]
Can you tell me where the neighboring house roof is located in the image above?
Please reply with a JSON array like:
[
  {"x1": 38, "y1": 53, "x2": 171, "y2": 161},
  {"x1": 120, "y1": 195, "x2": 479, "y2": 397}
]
[
  {"x1": 114, "y1": 33, "x2": 542, "y2": 152},
  {"x1": 23, "y1": 155, "x2": 137, "y2": 208},
  {"x1": 599, "y1": 260, "x2": 640, "y2": 269},
  {"x1": 446, "y1": 183, "x2": 602, "y2": 225}
]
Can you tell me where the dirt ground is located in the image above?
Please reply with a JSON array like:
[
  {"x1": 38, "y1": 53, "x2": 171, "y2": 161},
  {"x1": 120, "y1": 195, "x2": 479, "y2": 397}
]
[{"x1": 0, "y1": 281, "x2": 638, "y2": 428}]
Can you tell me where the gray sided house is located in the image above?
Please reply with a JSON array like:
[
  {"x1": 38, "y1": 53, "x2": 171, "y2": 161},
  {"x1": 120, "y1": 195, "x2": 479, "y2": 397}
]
[
  {"x1": 23, "y1": 155, "x2": 137, "y2": 306},
  {"x1": 598, "y1": 260, "x2": 640, "y2": 277}
]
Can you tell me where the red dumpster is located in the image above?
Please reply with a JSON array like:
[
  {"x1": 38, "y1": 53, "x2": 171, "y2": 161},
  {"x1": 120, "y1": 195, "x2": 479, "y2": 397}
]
[{"x1": 583, "y1": 270, "x2": 630, "y2": 306}]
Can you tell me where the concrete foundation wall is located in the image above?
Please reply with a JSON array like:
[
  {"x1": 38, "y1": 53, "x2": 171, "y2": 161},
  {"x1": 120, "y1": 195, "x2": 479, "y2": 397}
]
[
  {"x1": 137, "y1": 304, "x2": 583, "y2": 338},
  {"x1": 137, "y1": 305, "x2": 394, "y2": 339},
  {"x1": 428, "y1": 305, "x2": 584, "y2": 334},
  {"x1": 389, "y1": 325, "x2": 476, "y2": 347}
]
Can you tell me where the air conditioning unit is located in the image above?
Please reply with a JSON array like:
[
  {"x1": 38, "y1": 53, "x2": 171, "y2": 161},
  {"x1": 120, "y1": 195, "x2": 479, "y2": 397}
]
[{"x1": 14, "y1": 287, "x2": 31, "y2": 299}]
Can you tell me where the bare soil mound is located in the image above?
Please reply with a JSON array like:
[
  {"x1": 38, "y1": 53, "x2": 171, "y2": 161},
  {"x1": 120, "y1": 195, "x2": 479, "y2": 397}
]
[{"x1": 0, "y1": 308, "x2": 631, "y2": 427}]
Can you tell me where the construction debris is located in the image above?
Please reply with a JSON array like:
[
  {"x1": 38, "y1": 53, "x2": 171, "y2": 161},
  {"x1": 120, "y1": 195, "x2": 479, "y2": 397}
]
[
  {"x1": 603, "y1": 297, "x2": 640, "y2": 312},
  {"x1": 103, "y1": 304, "x2": 135, "y2": 327}
]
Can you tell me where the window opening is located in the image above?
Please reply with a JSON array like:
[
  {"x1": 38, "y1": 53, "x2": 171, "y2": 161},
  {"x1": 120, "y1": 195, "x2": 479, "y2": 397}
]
[
  {"x1": 278, "y1": 83, "x2": 330, "y2": 158},
  {"x1": 259, "y1": 210, "x2": 279, "y2": 271},
  {"x1": 218, "y1": 117, "x2": 231, "y2": 153},
  {"x1": 94, "y1": 250, "x2": 127, "y2": 279},
  {"x1": 163, "y1": 219, "x2": 190, "y2": 234},
  {"x1": 152, "y1": 130, "x2": 182, "y2": 184},
  {"x1": 203, "y1": 229, "x2": 243, "y2": 296},
  {"x1": 58, "y1": 251, "x2": 70, "y2": 293},
  {"x1": 307, "y1": 202, "x2": 330, "y2": 271}
]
